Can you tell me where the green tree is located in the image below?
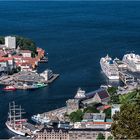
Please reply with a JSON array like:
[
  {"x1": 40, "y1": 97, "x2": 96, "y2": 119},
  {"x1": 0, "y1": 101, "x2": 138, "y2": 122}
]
[
  {"x1": 16, "y1": 36, "x2": 36, "y2": 53},
  {"x1": 69, "y1": 110, "x2": 84, "y2": 123},
  {"x1": 107, "y1": 87, "x2": 120, "y2": 104},
  {"x1": 107, "y1": 87, "x2": 117, "y2": 96},
  {"x1": 119, "y1": 90, "x2": 140, "y2": 104},
  {"x1": 107, "y1": 136, "x2": 113, "y2": 140},
  {"x1": 0, "y1": 36, "x2": 4, "y2": 44},
  {"x1": 103, "y1": 108, "x2": 111, "y2": 119},
  {"x1": 111, "y1": 102, "x2": 140, "y2": 139},
  {"x1": 96, "y1": 133, "x2": 105, "y2": 140},
  {"x1": 0, "y1": 35, "x2": 37, "y2": 55},
  {"x1": 110, "y1": 94, "x2": 120, "y2": 104},
  {"x1": 83, "y1": 104, "x2": 99, "y2": 113}
]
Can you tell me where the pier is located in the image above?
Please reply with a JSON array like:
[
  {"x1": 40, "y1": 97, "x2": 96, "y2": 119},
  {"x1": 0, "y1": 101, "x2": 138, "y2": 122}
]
[
  {"x1": 46, "y1": 74, "x2": 60, "y2": 84},
  {"x1": 119, "y1": 71, "x2": 135, "y2": 85},
  {"x1": 0, "y1": 71, "x2": 59, "y2": 90},
  {"x1": 32, "y1": 107, "x2": 67, "y2": 124}
]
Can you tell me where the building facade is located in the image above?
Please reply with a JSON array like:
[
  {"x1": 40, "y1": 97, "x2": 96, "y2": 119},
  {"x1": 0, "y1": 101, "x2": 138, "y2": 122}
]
[
  {"x1": 35, "y1": 128, "x2": 111, "y2": 140},
  {"x1": 35, "y1": 128, "x2": 69, "y2": 140},
  {"x1": 40, "y1": 69, "x2": 53, "y2": 81},
  {"x1": 66, "y1": 99, "x2": 79, "y2": 115},
  {"x1": 20, "y1": 50, "x2": 32, "y2": 57},
  {"x1": 69, "y1": 129, "x2": 110, "y2": 140},
  {"x1": 5, "y1": 36, "x2": 16, "y2": 49}
]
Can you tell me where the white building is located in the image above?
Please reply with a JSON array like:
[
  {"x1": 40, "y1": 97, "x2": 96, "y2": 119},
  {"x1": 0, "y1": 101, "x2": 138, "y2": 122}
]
[
  {"x1": 5, "y1": 36, "x2": 16, "y2": 49},
  {"x1": 20, "y1": 63, "x2": 32, "y2": 72},
  {"x1": 0, "y1": 60, "x2": 8, "y2": 72},
  {"x1": 74, "y1": 88, "x2": 86, "y2": 99},
  {"x1": 20, "y1": 50, "x2": 32, "y2": 58},
  {"x1": 40, "y1": 69, "x2": 53, "y2": 81}
]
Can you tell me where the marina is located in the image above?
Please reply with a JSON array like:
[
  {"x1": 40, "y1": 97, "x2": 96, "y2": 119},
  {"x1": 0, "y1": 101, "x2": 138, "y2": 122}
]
[
  {"x1": 100, "y1": 53, "x2": 140, "y2": 87},
  {"x1": 100, "y1": 55, "x2": 119, "y2": 80},
  {"x1": 0, "y1": 70, "x2": 59, "y2": 90},
  {"x1": 0, "y1": 1, "x2": 140, "y2": 139},
  {"x1": 6, "y1": 101, "x2": 41, "y2": 136}
]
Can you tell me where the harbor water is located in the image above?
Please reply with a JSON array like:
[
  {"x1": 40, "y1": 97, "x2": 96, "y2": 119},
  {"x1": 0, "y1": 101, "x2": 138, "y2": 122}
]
[{"x1": 0, "y1": 1, "x2": 140, "y2": 138}]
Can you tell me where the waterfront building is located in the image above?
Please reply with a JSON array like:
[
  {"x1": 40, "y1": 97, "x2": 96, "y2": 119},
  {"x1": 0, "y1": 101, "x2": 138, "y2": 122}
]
[
  {"x1": 20, "y1": 63, "x2": 33, "y2": 72},
  {"x1": 5, "y1": 36, "x2": 16, "y2": 49},
  {"x1": 66, "y1": 99, "x2": 79, "y2": 115},
  {"x1": 82, "y1": 113, "x2": 105, "y2": 122},
  {"x1": 20, "y1": 50, "x2": 32, "y2": 58},
  {"x1": 74, "y1": 121, "x2": 112, "y2": 130},
  {"x1": 2, "y1": 57, "x2": 16, "y2": 71},
  {"x1": 40, "y1": 69, "x2": 53, "y2": 81},
  {"x1": 35, "y1": 128, "x2": 69, "y2": 140},
  {"x1": 35, "y1": 127, "x2": 111, "y2": 140},
  {"x1": 81, "y1": 89, "x2": 110, "y2": 105},
  {"x1": 74, "y1": 88, "x2": 86, "y2": 99},
  {"x1": 69, "y1": 129, "x2": 111, "y2": 140},
  {"x1": 0, "y1": 59, "x2": 8, "y2": 72}
]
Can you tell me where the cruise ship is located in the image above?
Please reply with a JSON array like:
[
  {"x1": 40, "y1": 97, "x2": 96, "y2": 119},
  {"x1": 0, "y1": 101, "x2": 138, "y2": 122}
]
[
  {"x1": 100, "y1": 55, "x2": 119, "y2": 80},
  {"x1": 123, "y1": 53, "x2": 140, "y2": 72}
]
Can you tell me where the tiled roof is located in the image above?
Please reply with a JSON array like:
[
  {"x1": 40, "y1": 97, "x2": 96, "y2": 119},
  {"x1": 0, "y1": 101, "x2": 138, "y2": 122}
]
[
  {"x1": 40, "y1": 128, "x2": 69, "y2": 133},
  {"x1": 81, "y1": 89, "x2": 110, "y2": 101},
  {"x1": 20, "y1": 50, "x2": 31, "y2": 53},
  {"x1": 97, "y1": 90, "x2": 109, "y2": 100}
]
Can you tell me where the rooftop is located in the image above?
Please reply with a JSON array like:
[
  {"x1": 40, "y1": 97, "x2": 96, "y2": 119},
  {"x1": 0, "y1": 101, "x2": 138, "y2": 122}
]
[
  {"x1": 81, "y1": 88, "x2": 110, "y2": 101},
  {"x1": 20, "y1": 50, "x2": 32, "y2": 53}
]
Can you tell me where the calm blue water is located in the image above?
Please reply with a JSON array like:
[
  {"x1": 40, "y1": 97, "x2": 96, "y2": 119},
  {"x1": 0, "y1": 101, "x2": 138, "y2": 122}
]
[{"x1": 0, "y1": 1, "x2": 140, "y2": 138}]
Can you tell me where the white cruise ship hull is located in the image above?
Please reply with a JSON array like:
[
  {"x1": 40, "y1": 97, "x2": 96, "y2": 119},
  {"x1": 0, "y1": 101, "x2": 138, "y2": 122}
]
[
  {"x1": 5, "y1": 122, "x2": 25, "y2": 136},
  {"x1": 102, "y1": 68, "x2": 119, "y2": 80},
  {"x1": 123, "y1": 53, "x2": 140, "y2": 72},
  {"x1": 100, "y1": 57, "x2": 119, "y2": 80},
  {"x1": 108, "y1": 75, "x2": 119, "y2": 80}
]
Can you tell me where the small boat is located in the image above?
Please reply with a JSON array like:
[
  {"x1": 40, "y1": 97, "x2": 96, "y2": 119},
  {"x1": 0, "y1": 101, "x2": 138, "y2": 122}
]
[
  {"x1": 31, "y1": 83, "x2": 47, "y2": 89},
  {"x1": 39, "y1": 56, "x2": 48, "y2": 63},
  {"x1": 3, "y1": 85, "x2": 16, "y2": 91}
]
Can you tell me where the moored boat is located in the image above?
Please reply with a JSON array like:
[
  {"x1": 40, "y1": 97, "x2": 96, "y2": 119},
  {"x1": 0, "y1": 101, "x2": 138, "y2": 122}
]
[
  {"x1": 32, "y1": 83, "x2": 47, "y2": 88},
  {"x1": 3, "y1": 85, "x2": 16, "y2": 91},
  {"x1": 5, "y1": 101, "x2": 27, "y2": 136},
  {"x1": 100, "y1": 55, "x2": 119, "y2": 80}
]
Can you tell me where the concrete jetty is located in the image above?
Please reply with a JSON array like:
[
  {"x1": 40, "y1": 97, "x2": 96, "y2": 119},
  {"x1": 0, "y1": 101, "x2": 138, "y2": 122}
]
[
  {"x1": 46, "y1": 74, "x2": 60, "y2": 84},
  {"x1": 0, "y1": 71, "x2": 59, "y2": 90}
]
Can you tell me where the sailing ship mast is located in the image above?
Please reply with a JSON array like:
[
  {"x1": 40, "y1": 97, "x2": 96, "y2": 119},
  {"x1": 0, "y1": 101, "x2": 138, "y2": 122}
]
[{"x1": 8, "y1": 101, "x2": 25, "y2": 128}]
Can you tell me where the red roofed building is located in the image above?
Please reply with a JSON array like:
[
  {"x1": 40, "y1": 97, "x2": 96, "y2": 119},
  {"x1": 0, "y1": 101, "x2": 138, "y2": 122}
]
[
  {"x1": 20, "y1": 50, "x2": 32, "y2": 57},
  {"x1": 19, "y1": 63, "x2": 33, "y2": 72},
  {"x1": 0, "y1": 59, "x2": 8, "y2": 72},
  {"x1": 37, "y1": 47, "x2": 45, "y2": 58}
]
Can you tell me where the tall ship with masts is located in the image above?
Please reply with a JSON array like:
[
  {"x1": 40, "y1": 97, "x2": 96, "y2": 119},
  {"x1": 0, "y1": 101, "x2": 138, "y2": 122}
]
[{"x1": 5, "y1": 101, "x2": 27, "y2": 136}]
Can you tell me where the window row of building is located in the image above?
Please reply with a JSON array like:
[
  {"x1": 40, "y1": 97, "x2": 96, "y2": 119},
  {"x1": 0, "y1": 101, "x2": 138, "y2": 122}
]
[{"x1": 35, "y1": 128, "x2": 111, "y2": 140}]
